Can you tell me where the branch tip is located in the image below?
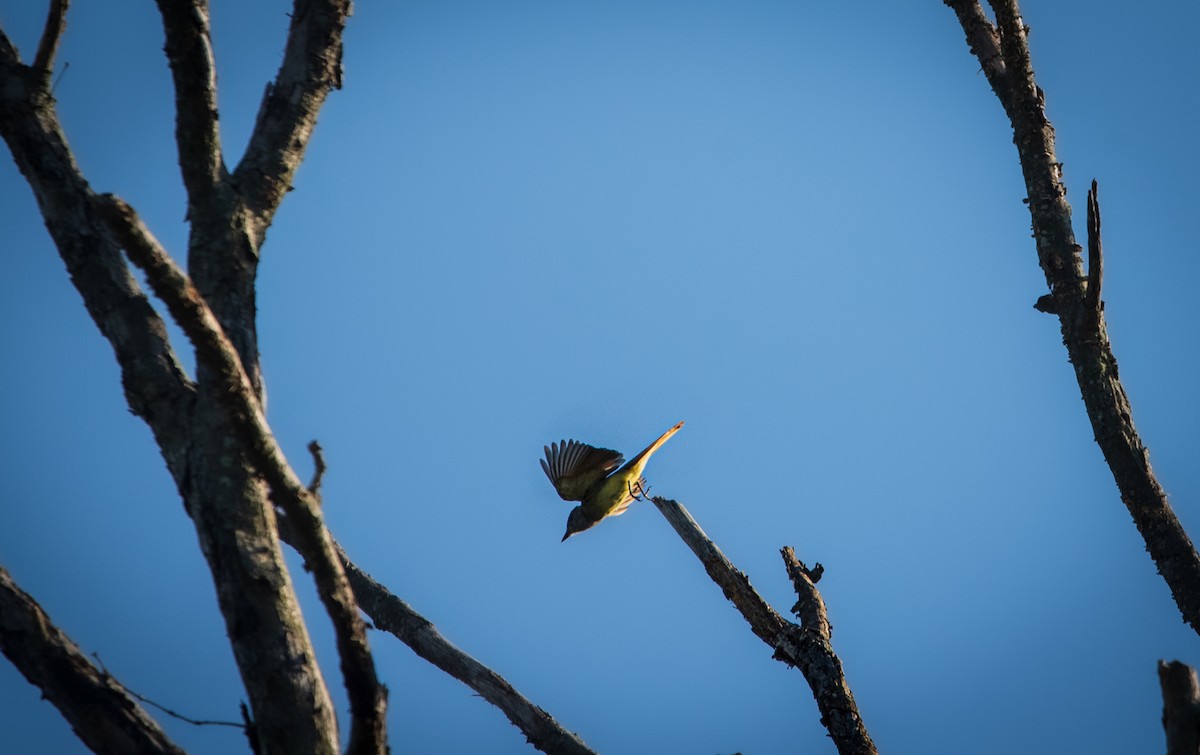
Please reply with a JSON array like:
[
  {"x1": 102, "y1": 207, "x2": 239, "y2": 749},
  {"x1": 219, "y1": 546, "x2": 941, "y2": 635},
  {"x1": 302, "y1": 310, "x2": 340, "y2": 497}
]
[
  {"x1": 1085, "y1": 179, "x2": 1103, "y2": 316},
  {"x1": 33, "y1": 0, "x2": 69, "y2": 80},
  {"x1": 307, "y1": 440, "x2": 327, "y2": 494}
]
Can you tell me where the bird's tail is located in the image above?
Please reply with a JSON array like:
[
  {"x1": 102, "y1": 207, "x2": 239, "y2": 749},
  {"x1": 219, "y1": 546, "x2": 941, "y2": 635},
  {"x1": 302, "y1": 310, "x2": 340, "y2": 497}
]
[{"x1": 623, "y1": 420, "x2": 684, "y2": 474}]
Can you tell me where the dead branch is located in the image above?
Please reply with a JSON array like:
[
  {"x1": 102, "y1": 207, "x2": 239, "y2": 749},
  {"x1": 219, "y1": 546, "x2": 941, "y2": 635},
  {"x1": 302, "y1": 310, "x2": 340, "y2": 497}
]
[
  {"x1": 943, "y1": 0, "x2": 1200, "y2": 634},
  {"x1": 0, "y1": 566, "x2": 185, "y2": 755}
]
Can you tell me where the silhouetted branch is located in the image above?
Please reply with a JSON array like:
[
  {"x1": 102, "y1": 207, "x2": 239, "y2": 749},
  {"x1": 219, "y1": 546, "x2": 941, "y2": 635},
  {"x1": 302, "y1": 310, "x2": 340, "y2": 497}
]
[
  {"x1": 944, "y1": 0, "x2": 1200, "y2": 635},
  {"x1": 0, "y1": 566, "x2": 185, "y2": 755},
  {"x1": 94, "y1": 193, "x2": 388, "y2": 755},
  {"x1": 652, "y1": 497, "x2": 876, "y2": 755},
  {"x1": 308, "y1": 440, "x2": 328, "y2": 494}
]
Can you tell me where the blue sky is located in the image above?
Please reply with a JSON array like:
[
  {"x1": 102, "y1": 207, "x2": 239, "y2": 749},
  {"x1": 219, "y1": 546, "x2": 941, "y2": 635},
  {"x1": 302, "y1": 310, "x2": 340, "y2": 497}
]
[{"x1": 1, "y1": 1, "x2": 1198, "y2": 753}]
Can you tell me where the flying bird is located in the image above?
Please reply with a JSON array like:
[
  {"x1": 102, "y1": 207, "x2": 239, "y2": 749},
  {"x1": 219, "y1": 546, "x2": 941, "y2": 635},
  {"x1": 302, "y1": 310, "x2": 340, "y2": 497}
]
[{"x1": 541, "y1": 421, "x2": 684, "y2": 541}]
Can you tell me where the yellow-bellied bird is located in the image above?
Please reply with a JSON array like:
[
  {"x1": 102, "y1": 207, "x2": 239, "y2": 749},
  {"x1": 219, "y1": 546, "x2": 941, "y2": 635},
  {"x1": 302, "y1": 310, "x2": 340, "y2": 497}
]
[{"x1": 541, "y1": 421, "x2": 684, "y2": 541}]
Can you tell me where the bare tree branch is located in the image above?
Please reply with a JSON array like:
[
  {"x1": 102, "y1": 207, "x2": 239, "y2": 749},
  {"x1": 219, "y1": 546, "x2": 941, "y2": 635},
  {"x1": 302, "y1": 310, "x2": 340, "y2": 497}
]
[
  {"x1": 32, "y1": 0, "x2": 68, "y2": 81},
  {"x1": 323, "y1": 539, "x2": 599, "y2": 755},
  {"x1": 154, "y1": 0, "x2": 226, "y2": 217},
  {"x1": 235, "y1": 0, "x2": 351, "y2": 237},
  {"x1": 94, "y1": 193, "x2": 389, "y2": 755},
  {"x1": 944, "y1": 0, "x2": 1200, "y2": 634},
  {"x1": 652, "y1": 497, "x2": 877, "y2": 755},
  {"x1": 1159, "y1": 660, "x2": 1200, "y2": 755},
  {"x1": 0, "y1": 565, "x2": 185, "y2": 755}
]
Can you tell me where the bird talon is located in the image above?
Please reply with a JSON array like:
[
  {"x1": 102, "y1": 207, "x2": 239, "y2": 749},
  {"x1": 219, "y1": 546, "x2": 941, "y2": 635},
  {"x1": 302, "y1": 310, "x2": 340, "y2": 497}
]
[{"x1": 628, "y1": 480, "x2": 651, "y2": 501}]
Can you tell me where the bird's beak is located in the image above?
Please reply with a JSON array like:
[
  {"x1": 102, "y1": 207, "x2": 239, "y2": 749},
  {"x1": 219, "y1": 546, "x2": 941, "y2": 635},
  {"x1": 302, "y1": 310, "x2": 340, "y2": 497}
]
[{"x1": 561, "y1": 531, "x2": 571, "y2": 542}]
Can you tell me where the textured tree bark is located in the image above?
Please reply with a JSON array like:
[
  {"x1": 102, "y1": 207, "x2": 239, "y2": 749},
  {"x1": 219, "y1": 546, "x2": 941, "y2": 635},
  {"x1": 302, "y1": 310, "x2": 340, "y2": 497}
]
[
  {"x1": 943, "y1": 0, "x2": 1200, "y2": 634},
  {"x1": 0, "y1": 566, "x2": 186, "y2": 755}
]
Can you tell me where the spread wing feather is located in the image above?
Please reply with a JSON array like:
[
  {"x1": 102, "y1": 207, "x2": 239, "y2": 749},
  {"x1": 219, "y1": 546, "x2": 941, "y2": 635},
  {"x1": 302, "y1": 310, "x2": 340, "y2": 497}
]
[{"x1": 540, "y1": 439, "x2": 623, "y2": 501}]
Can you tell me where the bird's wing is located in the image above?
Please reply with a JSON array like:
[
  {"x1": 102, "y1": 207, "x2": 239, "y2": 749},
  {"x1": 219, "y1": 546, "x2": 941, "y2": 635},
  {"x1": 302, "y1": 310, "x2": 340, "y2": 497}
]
[{"x1": 540, "y1": 439, "x2": 623, "y2": 501}]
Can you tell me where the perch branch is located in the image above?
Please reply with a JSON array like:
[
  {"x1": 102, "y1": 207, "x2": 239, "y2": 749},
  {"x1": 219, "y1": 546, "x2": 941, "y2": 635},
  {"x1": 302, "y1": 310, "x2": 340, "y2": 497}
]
[
  {"x1": 0, "y1": 566, "x2": 185, "y2": 755},
  {"x1": 945, "y1": 0, "x2": 1200, "y2": 634},
  {"x1": 94, "y1": 194, "x2": 387, "y2": 755},
  {"x1": 652, "y1": 497, "x2": 876, "y2": 755}
]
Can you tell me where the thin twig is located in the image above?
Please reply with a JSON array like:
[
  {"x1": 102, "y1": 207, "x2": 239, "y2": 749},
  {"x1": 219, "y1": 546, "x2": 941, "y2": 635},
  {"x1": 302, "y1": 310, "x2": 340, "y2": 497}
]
[
  {"x1": 307, "y1": 440, "x2": 327, "y2": 494},
  {"x1": 92, "y1": 653, "x2": 243, "y2": 729}
]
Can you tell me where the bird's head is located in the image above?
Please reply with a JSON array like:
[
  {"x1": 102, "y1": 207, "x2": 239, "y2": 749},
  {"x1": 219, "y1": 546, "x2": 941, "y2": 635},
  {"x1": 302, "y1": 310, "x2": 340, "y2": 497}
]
[{"x1": 561, "y1": 506, "x2": 598, "y2": 542}]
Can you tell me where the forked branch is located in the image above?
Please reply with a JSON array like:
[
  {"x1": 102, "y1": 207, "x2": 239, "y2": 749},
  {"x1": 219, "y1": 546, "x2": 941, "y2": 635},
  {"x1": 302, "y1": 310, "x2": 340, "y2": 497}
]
[{"x1": 652, "y1": 497, "x2": 877, "y2": 755}]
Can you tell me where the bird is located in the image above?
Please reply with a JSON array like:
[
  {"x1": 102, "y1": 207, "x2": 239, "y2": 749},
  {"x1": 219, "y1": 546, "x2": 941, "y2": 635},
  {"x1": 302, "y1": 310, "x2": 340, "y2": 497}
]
[{"x1": 540, "y1": 421, "x2": 684, "y2": 541}]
